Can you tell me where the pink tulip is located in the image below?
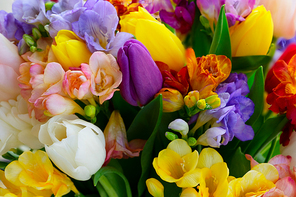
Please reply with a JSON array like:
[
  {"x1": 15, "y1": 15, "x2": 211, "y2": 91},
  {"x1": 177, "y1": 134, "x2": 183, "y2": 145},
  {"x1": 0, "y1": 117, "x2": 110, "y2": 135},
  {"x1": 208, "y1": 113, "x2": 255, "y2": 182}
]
[
  {"x1": 0, "y1": 34, "x2": 24, "y2": 101},
  {"x1": 104, "y1": 111, "x2": 146, "y2": 164},
  {"x1": 81, "y1": 52, "x2": 122, "y2": 104},
  {"x1": 257, "y1": 0, "x2": 296, "y2": 39}
]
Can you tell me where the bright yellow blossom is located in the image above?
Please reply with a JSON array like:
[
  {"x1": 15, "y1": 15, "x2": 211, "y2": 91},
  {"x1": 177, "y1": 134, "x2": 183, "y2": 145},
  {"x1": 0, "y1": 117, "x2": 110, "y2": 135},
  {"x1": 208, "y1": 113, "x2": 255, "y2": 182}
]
[
  {"x1": 152, "y1": 139, "x2": 202, "y2": 188},
  {"x1": 120, "y1": 7, "x2": 185, "y2": 71},
  {"x1": 229, "y1": 5, "x2": 273, "y2": 57},
  {"x1": 52, "y1": 30, "x2": 92, "y2": 70},
  {"x1": 4, "y1": 150, "x2": 78, "y2": 197},
  {"x1": 146, "y1": 178, "x2": 164, "y2": 197}
]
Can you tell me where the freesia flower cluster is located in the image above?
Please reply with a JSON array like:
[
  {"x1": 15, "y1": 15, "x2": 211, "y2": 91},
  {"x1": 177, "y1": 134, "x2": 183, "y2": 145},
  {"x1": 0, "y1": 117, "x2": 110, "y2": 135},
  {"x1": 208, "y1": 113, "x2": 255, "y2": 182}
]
[{"x1": 0, "y1": 0, "x2": 296, "y2": 196}]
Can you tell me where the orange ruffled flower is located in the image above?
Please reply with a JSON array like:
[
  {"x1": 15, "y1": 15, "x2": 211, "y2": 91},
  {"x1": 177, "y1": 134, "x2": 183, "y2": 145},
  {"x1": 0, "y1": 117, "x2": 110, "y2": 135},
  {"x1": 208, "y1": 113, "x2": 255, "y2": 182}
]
[{"x1": 186, "y1": 48, "x2": 231, "y2": 99}]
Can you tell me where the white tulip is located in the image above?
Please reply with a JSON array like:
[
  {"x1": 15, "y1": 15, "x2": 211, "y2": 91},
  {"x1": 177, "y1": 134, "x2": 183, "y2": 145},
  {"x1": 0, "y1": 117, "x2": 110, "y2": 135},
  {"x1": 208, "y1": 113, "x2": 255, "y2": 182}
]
[
  {"x1": 0, "y1": 95, "x2": 44, "y2": 155},
  {"x1": 38, "y1": 115, "x2": 106, "y2": 181}
]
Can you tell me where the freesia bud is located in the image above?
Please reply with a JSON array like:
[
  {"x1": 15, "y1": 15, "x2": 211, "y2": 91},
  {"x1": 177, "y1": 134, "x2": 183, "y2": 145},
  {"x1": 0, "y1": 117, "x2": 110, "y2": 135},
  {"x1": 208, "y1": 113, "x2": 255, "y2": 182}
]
[
  {"x1": 45, "y1": 1, "x2": 55, "y2": 11},
  {"x1": 168, "y1": 119, "x2": 189, "y2": 136},
  {"x1": 155, "y1": 88, "x2": 184, "y2": 112},
  {"x1": 38, "y1": 115, "x2": 106, "y2": 181},
  {"x1": 52, "y1": 30, "x2": 92, "y2": 70},
  {"x1": 84, "y1": 105, "x2": 96, "y2": 118},
  {"x1": 205, "y1": 94, "x2": 221, "y2": 109},
  {"x1": 187, "y1": 137, "x2": 197, "y2": 147},
  {"x1": 117, "y1": 39, "x2": 163, "y2": 106},
  {"x1": 146, "y1": 178, "x2": 164, "y2": 197},
  {"x1": 165, "y1": 132, "x2": 179, "y2": 141},
  {"x1": 184, "y1": 91, "x2": 200, "y2": 108},
  {"x1": 23, "y1": 34, "x2": 36, "y2": 47},
  {"x1": 229, "y1": 5, "x2": 273, "y2": 56},
  {"x1": 197, "y1": 99, "x2": 207, "y2": 110},
  {"x1": 120, "y1": 7, "x2": 186, "y2": 71},
  {"x1": 32, "y1": 27, "x2": 42, "y2": 40}
]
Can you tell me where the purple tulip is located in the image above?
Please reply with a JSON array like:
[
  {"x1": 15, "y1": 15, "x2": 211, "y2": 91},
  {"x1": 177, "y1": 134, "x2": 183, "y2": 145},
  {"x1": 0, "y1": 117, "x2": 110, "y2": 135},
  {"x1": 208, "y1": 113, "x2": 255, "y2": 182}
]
[{"x1": 117, "y1": 40, "x2": 163, "y2": 106}]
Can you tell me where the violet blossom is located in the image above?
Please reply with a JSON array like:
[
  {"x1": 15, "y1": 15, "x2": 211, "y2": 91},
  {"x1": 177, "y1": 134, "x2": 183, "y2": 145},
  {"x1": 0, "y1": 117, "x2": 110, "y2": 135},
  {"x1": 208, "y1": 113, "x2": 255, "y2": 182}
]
[
  {"x1": 72, "y1": 0, "x2": 134, "y2": 56},
  {"x1": 196, "y1": 0, "x2": 256, "y2": 27},
  {"x1": 159, "y1": 0, "x2": 195, "y2": 34},
  {"x1": 142, "y1": 0, "x2": 174, "y2": 14},
  {"x1": 12, "y1": 0, "x2": 50, "y2": 26},
  {"x1": 195, "y1": 73, "x2": 254, "y2": 147}
]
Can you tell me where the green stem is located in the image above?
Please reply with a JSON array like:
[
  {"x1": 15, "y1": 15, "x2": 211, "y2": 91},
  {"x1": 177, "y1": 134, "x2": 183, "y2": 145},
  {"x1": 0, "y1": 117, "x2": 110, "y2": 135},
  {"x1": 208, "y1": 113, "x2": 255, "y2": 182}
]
[
  {"x1": 98, "y1": 175, "x2": 118, "y2": 197},
  {"x1": 96, "y1": 182, "x2": 108, "y2": 197}
]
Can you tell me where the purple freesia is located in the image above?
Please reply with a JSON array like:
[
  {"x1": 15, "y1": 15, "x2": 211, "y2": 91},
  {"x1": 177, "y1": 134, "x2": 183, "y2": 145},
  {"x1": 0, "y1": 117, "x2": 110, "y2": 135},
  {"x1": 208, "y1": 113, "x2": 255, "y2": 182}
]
[
  {"x1": 196, "y1": 0, "x2": 256, "y2": 27},
  {"x1": 117, "y1": 39, "x2": 163, "y2": 106},
  {"x1": 72, "y1": 0, "x2": 133, "y2": 56},
  {"x1": 12, "y1": 0, "x2": 50, "y2": 26},
  {"x1": 142, "y1": 0, "x2": 174, "y2": 14},
  {"x1": 50, "y1": 0, "x2": 83, "y2": 14},
  {"x1": 159, "y1": 0, "x2": 195, "y2": 34},
  {"x1": 195, "y1": 73, "x2": 254, "y2": 147}
]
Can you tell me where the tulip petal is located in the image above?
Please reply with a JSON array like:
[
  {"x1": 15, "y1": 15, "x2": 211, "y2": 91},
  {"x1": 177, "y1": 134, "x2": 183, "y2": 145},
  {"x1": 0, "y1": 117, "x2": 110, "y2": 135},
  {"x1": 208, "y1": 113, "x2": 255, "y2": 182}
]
[{"x1": 66, "y1": 40, "x2": 92, "y2": 67}]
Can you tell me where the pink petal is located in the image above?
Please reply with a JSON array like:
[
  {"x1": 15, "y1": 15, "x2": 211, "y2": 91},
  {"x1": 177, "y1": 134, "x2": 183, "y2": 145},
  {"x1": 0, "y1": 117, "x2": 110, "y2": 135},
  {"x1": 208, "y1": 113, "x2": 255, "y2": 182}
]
[{"x1": 276, "y1": 177, "x2": 296, "y2": 196}]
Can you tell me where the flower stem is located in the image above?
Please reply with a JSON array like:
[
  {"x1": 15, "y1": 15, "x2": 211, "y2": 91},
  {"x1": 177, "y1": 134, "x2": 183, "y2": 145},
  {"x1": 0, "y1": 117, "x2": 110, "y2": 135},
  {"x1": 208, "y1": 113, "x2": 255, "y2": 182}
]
[{"x1": 98, "y1": 175, "x2": 118, "y2": 197}]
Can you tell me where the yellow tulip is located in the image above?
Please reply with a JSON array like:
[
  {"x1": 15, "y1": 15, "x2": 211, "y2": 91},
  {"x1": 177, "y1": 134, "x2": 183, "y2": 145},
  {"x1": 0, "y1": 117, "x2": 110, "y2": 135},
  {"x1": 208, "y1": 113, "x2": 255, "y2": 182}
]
[
  {"x1": 229, "y1": 5, "x2": 273, "y2": 57},
  {"x1": 120, "y1": 7, "x2": 185, "y2": 71},
  {"x1": 52, "y1": 30, "x2": 92, "y2": 70}
]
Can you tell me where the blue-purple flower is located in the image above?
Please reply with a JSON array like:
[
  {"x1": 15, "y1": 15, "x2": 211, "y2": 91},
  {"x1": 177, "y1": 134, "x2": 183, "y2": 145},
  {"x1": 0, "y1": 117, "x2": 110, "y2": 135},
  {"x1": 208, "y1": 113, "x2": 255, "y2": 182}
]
[
  {"x1": 12, "y1": 0, "x2": 50, "y2": 26},
  {"x1": 194, "y1": 73, "x2": 254, "y2": 147},
  {"x1": 72, "y1": 0, "x2": 133, "y2": 56},
  {"x1": 117, "y1": 39, "x2": 163, "y2": 106}
]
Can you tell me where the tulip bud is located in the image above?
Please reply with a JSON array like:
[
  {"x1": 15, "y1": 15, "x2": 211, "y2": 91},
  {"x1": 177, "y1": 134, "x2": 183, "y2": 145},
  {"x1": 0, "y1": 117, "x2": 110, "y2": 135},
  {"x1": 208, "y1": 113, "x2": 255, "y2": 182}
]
[
  {"x1": 155, "y1": 88, "x2": 184, "y2": 112},
  {"x1": 229, "y1": 5, "x2": 273, "y2": 56},
  {"x1": 165, "y1": 132, "x2": 179, "y2": 141},
  {"x1": 117, "y1": 39, "x2": 163, "y2": 106},
  {"x1": 205, "y1": 94, "x2": 221, "y2": 109}
]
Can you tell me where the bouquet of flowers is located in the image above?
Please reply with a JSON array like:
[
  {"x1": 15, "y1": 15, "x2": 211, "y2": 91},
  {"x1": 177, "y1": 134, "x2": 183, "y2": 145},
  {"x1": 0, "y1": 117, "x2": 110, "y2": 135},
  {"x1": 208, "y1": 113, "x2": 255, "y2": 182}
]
[{"x1": 1, "y1": 0, "x2": 296, "y2": 196}]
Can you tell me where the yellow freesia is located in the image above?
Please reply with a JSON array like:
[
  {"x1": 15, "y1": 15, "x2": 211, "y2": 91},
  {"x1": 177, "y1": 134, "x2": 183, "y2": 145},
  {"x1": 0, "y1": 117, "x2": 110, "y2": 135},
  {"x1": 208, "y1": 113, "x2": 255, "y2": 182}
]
[
  {"x1": 152, "y1": 139, "x2": 202, "y2": 188},
  {"x1": 52, "y1": 30, "x2": 92, "y2": 70},
  {"x1": 197, "y1": 148, "x2": 230, "y2": 197},
  {"x1": 146, "y1": 178, "x2": 164, "y2": 197},
  {"x1": 229, "y1": 5, "x2": 273, "y2": 57},
  {"x1": 180, "y1": 187, "x2": 200, "y2": 197},
  {"x1": 4, "y1": 150, "x2": 78, "y2": 197},
  {"x1": 120, "y1": 7, "x2": 185, "y2": 71}
]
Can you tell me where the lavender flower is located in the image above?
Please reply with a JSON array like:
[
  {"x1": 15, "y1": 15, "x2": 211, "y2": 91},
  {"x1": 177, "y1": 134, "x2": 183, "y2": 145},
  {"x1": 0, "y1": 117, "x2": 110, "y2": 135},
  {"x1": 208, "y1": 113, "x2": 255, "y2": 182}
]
[
  {"x1": 142, "y1": 0, "x2": 174, "y2": 14},
  {"x1": 159, "y1": 0, "x2": 195, "y2": 34},
  {"x1": 12, "y1": 0, "x2": 50, "y2": 26},
  {"x1": 72, "y1": 0, "x2": 133, "y2": 56},
  {"x1": 195, "y1": 73, "x2": 254, "y2": 147}
]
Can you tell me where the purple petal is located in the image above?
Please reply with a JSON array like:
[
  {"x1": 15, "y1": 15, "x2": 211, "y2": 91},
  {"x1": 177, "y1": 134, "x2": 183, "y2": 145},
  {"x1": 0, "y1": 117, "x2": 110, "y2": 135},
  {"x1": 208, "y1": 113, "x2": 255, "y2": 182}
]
[{"x1": 108, "y1": 32, "x2": 134, "y2": 57}]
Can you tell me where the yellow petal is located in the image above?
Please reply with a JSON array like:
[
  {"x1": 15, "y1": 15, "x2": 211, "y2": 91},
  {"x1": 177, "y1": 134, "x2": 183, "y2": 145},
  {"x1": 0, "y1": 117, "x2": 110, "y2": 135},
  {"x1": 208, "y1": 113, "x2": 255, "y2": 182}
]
[
  {"x1": 251, "y1": 163, "x2": 279, "y2": 183},
  {"x1": 56, "y1": 30, "x2": 82, "y2": 43},
  {"x1": 197, "y1": 148, "x2": 223, "y2": 169},
  {"x1": 167, "y1": 139, "x2": 192, "y2": 157},
  {"x1": 146, "y1": 178, "x2": 164, "y2": 197},
  {"x1": 5, "y1": 161, "x2": 24, "y2": 187},
  {"x1": 180, "y1": 187, "x2": 200, "y2": 197},
  {"x1": 51, "y1": 44, "x2": 73, "y2": 69},
  {"x1": 176, "y1": 168, "x2": 202, "y2": 188},
  {"x1": 65, "y1": 40, "x2": 92, "y2": 67},
  {"x1": 182, "y1": 151, "x2": 199, "y2": 172},
  {"x1": 135, "y1": 19, "x2": 185, "y2": 71}
]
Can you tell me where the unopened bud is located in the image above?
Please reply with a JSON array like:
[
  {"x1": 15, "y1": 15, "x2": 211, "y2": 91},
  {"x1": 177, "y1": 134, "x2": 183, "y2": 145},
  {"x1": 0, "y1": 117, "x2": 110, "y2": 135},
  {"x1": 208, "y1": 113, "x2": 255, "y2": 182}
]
[
  {"x1": 18, "y1": 39, "x2": 29, "y2": 55},
  {"x1": 45, "y1": 1, "x2": 55, "y2": 11},
  {"x1": 30, "y1": 46, "x2": 37, "y2": 53},
  {"x1": 84, "y1": 105, "x2": 96, "y2": 118},
  {"x1": 32, "y1": 28, "x2": 42, "y2": 40},
  {"x1": 196, "y1": 99, "x2": 206, "y2": 110},
  {"x1": 168, "y1": 119, "x2": 189, "y2": 136},
  {"x1": 187, "y1": 137, "x2": 197, "y2": 147},
  {"x1": 205, "y1": 94, "x2": 221, "y2": 109},
  {"x1": 165, "y1": 132, "x2": 179, "y2": 141},
  {"x1": 23, "y1": 34, "x2": 36, "y2": 47},
  {"x1": 184, "y1": 91, "x2": 199, "y2": 108}
]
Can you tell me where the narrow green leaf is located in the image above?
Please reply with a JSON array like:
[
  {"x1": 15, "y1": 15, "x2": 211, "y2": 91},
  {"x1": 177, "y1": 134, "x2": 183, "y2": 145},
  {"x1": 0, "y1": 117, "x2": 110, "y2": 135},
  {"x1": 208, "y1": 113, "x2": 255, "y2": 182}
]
[
  {"x1": 0, "y1": 161, "x2": 9, "y2": 169},
  {"x1": 245, "y1": 114, "x2": 288, "y2": 157},
  {"x1": 93, "y1": 166, "x2": 132, "y2": 197},
  {"x1": 227, "y1": 147, "x2": 250, "y2": 178},
  {"x1": 232, "y1": 55, "x2": 271, "y2": 72},
  {"x1": 208, "y1": 5, "x2": 231, "y2": 60},
  {"x1": 246, "y1": 66, "x2": 264, "y2": 126}
]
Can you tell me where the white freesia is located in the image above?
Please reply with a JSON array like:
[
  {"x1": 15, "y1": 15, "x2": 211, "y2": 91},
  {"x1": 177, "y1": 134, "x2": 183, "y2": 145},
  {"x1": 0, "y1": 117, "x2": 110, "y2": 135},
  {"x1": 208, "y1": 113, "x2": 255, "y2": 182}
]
[
  {"x1": 0, "y1": 95, "x2": 44, "y2": 155},
  {"x1": 38, "y1": 114, "x2": 106, "y2": 181}
]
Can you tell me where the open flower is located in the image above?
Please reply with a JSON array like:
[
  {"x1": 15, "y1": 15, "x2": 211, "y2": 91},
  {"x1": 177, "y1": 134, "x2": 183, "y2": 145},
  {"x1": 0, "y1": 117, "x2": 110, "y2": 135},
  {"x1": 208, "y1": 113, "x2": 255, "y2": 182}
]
[
  {"x1": 4, "y1": 150, "x2": 78, "y2": 197},
  {"x1": 186, "y1": 48, "x2": 231, "y2": 99},
  {"x1": 38, "y1": 114, "x2": 106, "y2": 181},
  {"x1": 81, "y1": 51, "x2": 122, "y2": 104},
  {"x1": 152, "y1": 139, "x2": 201, "y2": 188},
  {"x1": 104, "y1": 110, "x2": 146, "y2": 164},
  {"x1": 51, "y1": 30, "x2": 92, "y2": 70},
  {"x1": 120, "y1": 7, "x2": 186, "y2": 71}
]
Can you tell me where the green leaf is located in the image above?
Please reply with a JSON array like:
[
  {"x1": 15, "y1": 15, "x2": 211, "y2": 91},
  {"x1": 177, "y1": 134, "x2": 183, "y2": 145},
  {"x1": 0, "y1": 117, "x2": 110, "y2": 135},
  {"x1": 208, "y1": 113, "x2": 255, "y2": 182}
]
[
  {"x1": 245, "y1": 114, "x2": 289, "y2": 157},
  {"x1": 93, "y1": 166, "x2": 132, "y2": 197},
  {"x1": 208, "y1": 5, "x2": 231, "y2": 60},
  {"x1": 246, "y1": 66, "x2": 264, "y2": 127},
  {"x1": 226, "y1": 147, "x2": 250, "y2": 178},
  {"x1": 186, "y1": 8, "x2": 212, "y2": 57},
  {"x1": 0, "y1": 161, "x2": 9, "y2": 169},
  {"x1": 232, "y1": 55, "x2": 271, "y2": 73}
]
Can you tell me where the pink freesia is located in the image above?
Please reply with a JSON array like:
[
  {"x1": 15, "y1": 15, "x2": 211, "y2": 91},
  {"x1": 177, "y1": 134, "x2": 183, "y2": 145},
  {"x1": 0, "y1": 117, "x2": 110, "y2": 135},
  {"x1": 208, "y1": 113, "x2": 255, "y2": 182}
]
[
  {"x1": 81, "y1": 52, "x2": 122, "y2": 104},
  {"x1": 257, "y1": 0, "x2": 296, "y2": 39},
  {"x1": 42, "y1": 94, "x2": 85, "y2": 116},
  {"x1": 0, "y1": 34, "x2": 24, "y2": 101},
  {"x1": 63, "y1": 70, "x2": 92, "y2": 100},
  {"x1": 104, "y1": 110, "x2": 146, "y2": 164}
]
